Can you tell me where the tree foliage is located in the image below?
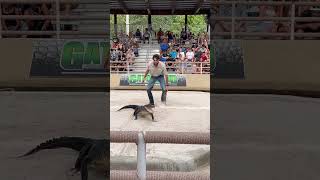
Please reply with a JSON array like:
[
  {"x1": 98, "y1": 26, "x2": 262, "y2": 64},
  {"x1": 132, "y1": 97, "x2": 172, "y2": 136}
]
[{"x1": 110, "y1": 15, "x2": 207, "y2": 37}]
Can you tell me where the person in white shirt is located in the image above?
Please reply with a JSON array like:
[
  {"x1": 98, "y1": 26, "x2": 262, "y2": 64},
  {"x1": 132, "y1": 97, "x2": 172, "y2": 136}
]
[
  {"x1": 186, "y1": 48, "x2": 195, "y2": 61},
  {"x1": 142, "y1": 54, "x2": 169, "y2": 106}
]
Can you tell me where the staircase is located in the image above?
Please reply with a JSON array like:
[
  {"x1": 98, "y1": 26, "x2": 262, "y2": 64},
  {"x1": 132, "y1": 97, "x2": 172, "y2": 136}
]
[
  {"x1": 131, "y1": 40, "x2": 160, "y2": 73},
  {"x1": 61, "y1": 2, "x2": 108, "y2": 39}
]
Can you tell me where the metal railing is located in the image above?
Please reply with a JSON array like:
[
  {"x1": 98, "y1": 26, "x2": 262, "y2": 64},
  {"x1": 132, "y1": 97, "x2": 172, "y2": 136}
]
[
  {"x1": 110, "y1": 61, "x2": 210, "y2": 74},
  {"x1": 110, "y1": 130, "x2": 210, "y2": 180},
  {"x1": 0, "y1": 0, "x2": 108, "y2": 39},
  {"x1": 211, "y1": 1, "x2": 320, "y2": 40}
]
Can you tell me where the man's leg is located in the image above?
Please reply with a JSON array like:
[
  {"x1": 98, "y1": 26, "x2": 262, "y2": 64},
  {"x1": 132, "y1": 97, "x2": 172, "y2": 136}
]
[
  {"x1": 158, "y1": 76, "x2": 167, "y2": 103},
  {"x1": 147, "y1": 77, "x2": 157, "y2": 105}
]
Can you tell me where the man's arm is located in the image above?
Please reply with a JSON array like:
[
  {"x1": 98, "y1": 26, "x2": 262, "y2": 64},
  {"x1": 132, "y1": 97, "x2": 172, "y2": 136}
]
[
  {"x1": 143, "y1": 67, "x2": 149, "y2": 83},
  {"x1": 165, "y1": 74, "x2": 169, "y2": 85},
  {"x1": 162, "y1": 63, "x2": 169, "y2": 89}
]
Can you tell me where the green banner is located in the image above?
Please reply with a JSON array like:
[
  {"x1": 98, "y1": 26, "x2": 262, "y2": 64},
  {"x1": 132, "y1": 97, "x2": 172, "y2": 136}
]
[
  {"x1": 30, "y1": 39, "x2": 108, "y2": 76},
  {"x1": 120, "y1": 74, "x2": 186, "y2": 86}
]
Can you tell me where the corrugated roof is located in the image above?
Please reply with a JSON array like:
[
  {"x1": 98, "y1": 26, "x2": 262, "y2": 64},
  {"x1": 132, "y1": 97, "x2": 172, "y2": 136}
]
[{"x1": 110, "y1": 0, "x2": 211, "y2": 15}]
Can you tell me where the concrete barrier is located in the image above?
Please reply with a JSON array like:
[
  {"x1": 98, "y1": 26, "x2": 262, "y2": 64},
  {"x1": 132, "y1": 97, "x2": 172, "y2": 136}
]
[
  {"x1": 110, "y1": 74, "x2": 210, "y2": 91},
  {"x1": 214, "y1": 40, "x2": 320, "y2": 92},
  {"x1": 1, "y1": 39, "x2": 320, "y2": 94}
]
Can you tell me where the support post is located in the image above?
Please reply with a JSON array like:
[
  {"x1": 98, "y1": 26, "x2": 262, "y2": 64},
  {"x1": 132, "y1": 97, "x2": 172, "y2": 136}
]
[
  {"x1": 290, "y1": 3, "x2": 295, "y2": 40},
  {"x1": 126, "y1": 14, "x2": 129, "y2": 35},
  {"x1": 0, "y1": 2, "x2": 2, "y2": 39},
  {"x1": 185, "y1": 14, "x2": 187, "y2": 32},
  {"x1": 114, "y1": 14, "x2": 118, "y2": 37},
  {"x1": 231, "y1": 2, "x2": 235, "y2": 39},
  {"x1": 137, "y1": 132, "x2": 146, "y2": 180},
  {"x1": 56, "y1": 0, "x2": 61, "y2": 39}
]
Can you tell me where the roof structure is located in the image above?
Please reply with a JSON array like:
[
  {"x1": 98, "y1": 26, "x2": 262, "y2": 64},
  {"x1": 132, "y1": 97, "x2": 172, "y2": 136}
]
[{"x1": 110, "y1": 0, "x2": 211, "y2": 15}]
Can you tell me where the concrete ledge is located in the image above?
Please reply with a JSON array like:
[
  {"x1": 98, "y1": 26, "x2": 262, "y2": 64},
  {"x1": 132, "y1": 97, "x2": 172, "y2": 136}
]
[{"x1": 110, "y1": 149, "x2": 210, "y2": 171}]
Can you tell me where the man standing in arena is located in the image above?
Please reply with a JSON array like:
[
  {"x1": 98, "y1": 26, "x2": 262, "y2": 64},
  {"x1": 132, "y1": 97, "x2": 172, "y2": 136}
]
[{"x1": 142, "y1": 54, "x2": 169, "y2": 107}]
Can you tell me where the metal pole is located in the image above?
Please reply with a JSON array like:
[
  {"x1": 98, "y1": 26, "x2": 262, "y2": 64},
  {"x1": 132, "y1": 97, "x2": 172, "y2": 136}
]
[
  {"x1": 137, "y1": 132, "x2": 146, "y2": 180},
  {"x1": 126, "y1": 14, "x2": 129, "y2": 35},
  {"x1": 0, "y1": 2, "x2": 2, "y2": 39},
  {"x1": 290, "y1": 3, "x2": 295, "y2": 40},
  {"x1": 114, "y1": 14, "x2": 117, "y2": 37},
  {"x1": 231, "y1": 2, "x2": 235, "y2": 39},
  {"x1": 55, "y1": 0, "x2": 60, "y2": 39},
  {"x1": 185, "y1": 14, "x2": 187, "y2": 32}
]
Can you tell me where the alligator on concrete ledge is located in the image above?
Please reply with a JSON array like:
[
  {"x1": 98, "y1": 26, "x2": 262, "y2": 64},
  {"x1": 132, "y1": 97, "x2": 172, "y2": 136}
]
[{"x1": 18, "y1": 137, "x2": 109, "y2": 180}]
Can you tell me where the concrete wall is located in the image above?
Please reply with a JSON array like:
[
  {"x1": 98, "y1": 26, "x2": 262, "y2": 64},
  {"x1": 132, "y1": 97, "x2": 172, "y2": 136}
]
[
  {"x1": 0, "y1": 39, "x2": 32, "y2": 82},
  {"x1": 215, "y1": 40, "x2": 320, "y2": 91},
  {"x1": 0, "y1": 39, "x2": 107, "y2": 88},
  {"x1": 110, "y1": 74, "x2": 210, "y2": 91}
]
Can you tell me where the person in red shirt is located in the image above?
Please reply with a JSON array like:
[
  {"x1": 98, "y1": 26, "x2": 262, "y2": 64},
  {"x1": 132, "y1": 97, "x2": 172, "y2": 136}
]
[{"x1": 157, "y1": 28, "x2": 164, "y2": 43}]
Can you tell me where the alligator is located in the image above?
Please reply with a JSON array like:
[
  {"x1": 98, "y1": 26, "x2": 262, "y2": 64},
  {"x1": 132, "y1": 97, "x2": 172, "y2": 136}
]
[
  {"x1": 118, "y1": 104, "x2": 155, "y2": 121},
  {"x1": 18, "y1": 137, "x2": 109, "y2": 180}
]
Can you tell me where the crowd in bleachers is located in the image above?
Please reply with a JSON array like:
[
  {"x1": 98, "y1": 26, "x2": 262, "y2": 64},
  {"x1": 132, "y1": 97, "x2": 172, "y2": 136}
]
[
  {"x1": 212, "y1": 2, "x2": 320, "y2": 39},
  {"x1": 1, "y1": 3, "x2": 77, "y2": 38},
  {"x1": 110, "y1": 32, "x2": 140, "y2": 72},
  {"x1": 110, "y1": 27, "x2": 211, "y2": 74},
  {"x1": 156, "y1": 28, "x2": 210, "y2": 74}
]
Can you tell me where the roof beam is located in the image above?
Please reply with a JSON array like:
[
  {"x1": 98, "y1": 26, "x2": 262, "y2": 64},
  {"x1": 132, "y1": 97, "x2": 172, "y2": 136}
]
[
  {"x1": 195, "y1": 0, "x2": 205, "y2": 14},
  {"x1": 171, "y1": 0, "x2": 176, "y2": 15},
  {"x1": 118, "y1": 0, "x2": 128, "y2": 14},
  {"x1": 110, "y1": 9, "x2": 210, "y2": 15}
]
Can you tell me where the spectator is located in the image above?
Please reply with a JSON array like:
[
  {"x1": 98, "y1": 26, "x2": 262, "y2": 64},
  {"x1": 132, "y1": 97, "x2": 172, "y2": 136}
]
[
  {"x1": 160, "y1": 51, "x2": 169, "y2": 63},
  {"x1": 160, "y1": 38, "x2": 169, "y2": 55},
  {"x1": 168, "y1": 31, "x2": 174, "y2": 43},
  {"x1": 296, "y1": 6, "x2": 320, "y2": 36},
  {"x1": 2, "y1": 4, "x2": 20, "y2": 32},
  {"x1": 186, "y1": 48, "x2": 195, "y2": 62},
  {"x1": 143, "y1": 28, "x2": 150, "y2": 44},
  {"x1": 157, "y1": 28, "x2": 164, "y2": 43},
  {"x1": 178, "y1": 47, "x2": 186, "y2": 74},
  {"x1": 135, "y1": 29, "x2": 142, "y2": 41}
]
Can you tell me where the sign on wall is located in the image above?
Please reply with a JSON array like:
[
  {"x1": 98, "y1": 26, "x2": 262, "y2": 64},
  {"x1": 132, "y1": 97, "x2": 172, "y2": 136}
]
[
  {"x1": 211, "y1": 40, "x2": 245, "y2": 79},
  {"x1": 120, "y1": 74, "x2": 186, "y2": 86},
  {"x1": 30, "y1": 39, "x2": 108, "y2": 76}
]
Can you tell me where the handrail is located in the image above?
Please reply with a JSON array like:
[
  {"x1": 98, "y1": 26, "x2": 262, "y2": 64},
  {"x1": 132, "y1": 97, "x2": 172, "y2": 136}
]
[
  {"x1": 211, "y1": 1, "x2": 320, "y2": 40},
  {"x1": 110, "y1": 61, "x2": 210, "y2": 74},
  {"x1": 0, "y1": 0, "x2": 107, "y2": 3},
  {"x1": 1, "y1": 1, "x2": 320, "y2": 39}
]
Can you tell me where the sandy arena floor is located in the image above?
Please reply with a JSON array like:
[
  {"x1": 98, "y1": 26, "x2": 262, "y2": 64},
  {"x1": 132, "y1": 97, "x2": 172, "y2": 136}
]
[{"x1": 110, "y1": 90, "x2": 210, "y2": 172}]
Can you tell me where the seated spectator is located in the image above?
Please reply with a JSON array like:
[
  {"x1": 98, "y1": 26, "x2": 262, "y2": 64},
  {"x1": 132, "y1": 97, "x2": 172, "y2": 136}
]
[
  {"x1": 110, "y1": 49, "x2": 118, "y2": 61},
  {"x1": 186, "y1": 48, "x2": 195, "y2": 62},
  {"x1": 143, "y1": 28, "x2": 150, "y2": 44},
  {"x1": 160, "y1": 39, "x2": 169, "y2": 55},
  {"x1": 296, "y1": 7, "x2": 320, "y2": 35},
  {"x1": 200, "y1": 51, "x2": 208, "y2": 62},
  {"x1": 178, "y1": 48, "x2": 187, "y2": 74},
  {"x1": 157, "y1": 28, "x2": 164, "y2": 43},
  {"x1": 160, "y1": 51, "x2": 169, "y2": 63},
  {"x1": 2, "y1": 4, "x2": 20, "y2": 33},
  {"x1": 135, "y1": 29, "x2": 142, "y2": 40},
  {"x1": 194, "y1": 48, "x2": 202, "y2": 62},
  {"x1": 168, "y1": 31, "x2": 174, "y2": 43},
  {"x1": 180, "y1": 28, "x2": 187, "y2": 41},
  {"x1": 133, "y1": 43, "x2": 139, "y2": 57},
  {"x1": 169, "y1": 48, "x2": 178, "y2": 60},
  {"x1": 168, "y1": 49, "x2": 178, "y2": 71}
]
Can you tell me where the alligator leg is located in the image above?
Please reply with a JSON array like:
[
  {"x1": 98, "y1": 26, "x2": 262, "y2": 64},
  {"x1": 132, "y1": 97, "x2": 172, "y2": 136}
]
[{"x1": 71, "y1": 143, "x2": 92, "y2": 176}]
